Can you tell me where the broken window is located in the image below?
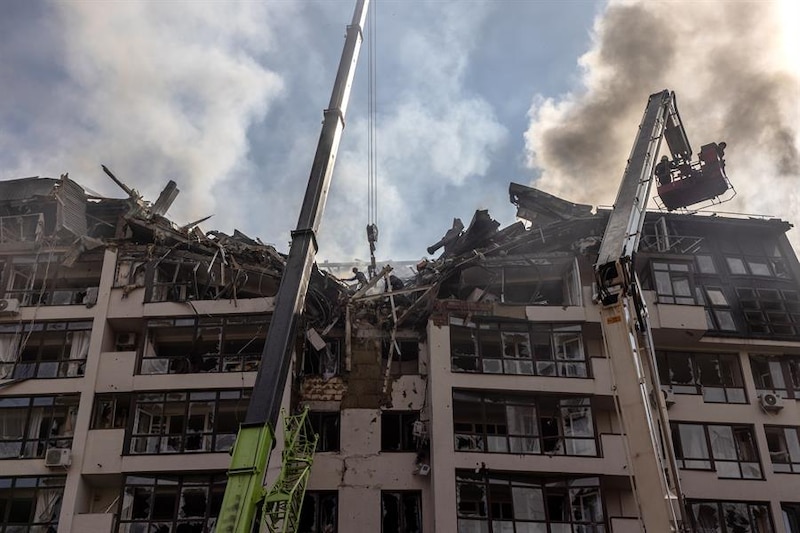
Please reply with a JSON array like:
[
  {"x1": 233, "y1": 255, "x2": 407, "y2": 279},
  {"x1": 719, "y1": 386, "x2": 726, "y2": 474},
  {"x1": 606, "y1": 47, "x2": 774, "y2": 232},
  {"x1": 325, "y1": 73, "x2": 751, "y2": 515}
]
[
  {"x1": 749, "y1": 355, "x2": 800, "y2": 399},
  {"x1": 0, "y1": 321, "x2": 91, "y2": 379},
  {"x1": 0, "y1": 475, "x2": 65, "y2": 531},
  {"x1": 651, "y1": 260, "x2": 696, "y2": 304},
  {"x1": 671, "y1": 423, "x2": 762, "y2": 479},
  {"x1": 452, "y1": 391, "x2": 597, "y2": 456},
  {"x1": 737, "y1": 288, "x2": 800, "y2": 336},
  {"x1": 140, "y1": 315, "x2": 267, "y2": 374},
  {"x1": 298, "y1": 491, "x2": 338, "y2": 533},
  {"x1": 0, "y1": 395, "x2": 79, "y2": 459},
  {"x1": 656, "y1": 351, "x2": 746, "y2": 403},
  {"x1": 127, "y1": 390, "x2": 249, "y2": 454},
  {"x1": 458, "y1": 255, "x2": 581, "y2": 306},
  {"x1": 382, "y1": 491, "x2": 422, "y2": 533},
  {"x1": 117, "y1": 474, "x2": 226, "y2": 532},
  {"x1": 91, "y1": 394, "x2": 131, "y2": 430},
  {"x1": 0, "y1": 213, "x2": 45, "y2": 244},
  {"x1": 765, "y1": 426, "x2": 800, "y2": 474},
  {"x1": 150, "y1": 259, "x2": 200, "y2": 302},
  {"x1": 456, "y1": 471, "x2": 603, "y2": 532},
  {"x1": 308, "y1": 411, "x2": 340, "y2": 452},
  {"x1": 302, "y1": 337, "x2": 342, "y2": 378},
  {"x1": 783, "y1": 503, "x2": 800, "y2": 533},
  {"x1": 381, "y1": 412, "x2": 419, "y2": 452},
  {"x1": 687, "y1": 500, "x2": 774, "y2": 533},
  {"x1": 2, "y1": 256, "x2": 101, "y2": 307},
  {"x1": 143, "y1": 248, "x2": 280, "y2": 303},
  {"x1": 697, "y1": 286, "x2": 738, "y2": 332},
  {"x1": 450, "y1": 321, "x2": 587, "y2": 378},
  {"x1": 382, "y1": 339, "x2": 420, "y2": 376}
]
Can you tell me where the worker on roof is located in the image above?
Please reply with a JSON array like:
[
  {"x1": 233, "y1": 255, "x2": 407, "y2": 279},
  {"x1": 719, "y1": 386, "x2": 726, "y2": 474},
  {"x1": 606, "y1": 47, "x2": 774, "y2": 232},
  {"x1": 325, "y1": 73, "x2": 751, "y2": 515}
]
[{"x1": 343, "y1": 267, "x2": 368, "y2": 290}]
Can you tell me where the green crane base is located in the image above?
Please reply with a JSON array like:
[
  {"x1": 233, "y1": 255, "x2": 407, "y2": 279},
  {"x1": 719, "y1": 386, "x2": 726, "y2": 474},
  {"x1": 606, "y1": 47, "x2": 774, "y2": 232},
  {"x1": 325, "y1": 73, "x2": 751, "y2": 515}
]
[{"x1": 215, "y1": 424, "x2": 276, "y2": 533}]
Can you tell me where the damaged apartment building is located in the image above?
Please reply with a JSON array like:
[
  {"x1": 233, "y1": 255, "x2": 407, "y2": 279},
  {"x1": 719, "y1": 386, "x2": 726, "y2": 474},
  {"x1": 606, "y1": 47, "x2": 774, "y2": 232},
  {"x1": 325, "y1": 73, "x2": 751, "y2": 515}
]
[{"x1": 1, "y1": 173, "x2": 800, "y2": 533}]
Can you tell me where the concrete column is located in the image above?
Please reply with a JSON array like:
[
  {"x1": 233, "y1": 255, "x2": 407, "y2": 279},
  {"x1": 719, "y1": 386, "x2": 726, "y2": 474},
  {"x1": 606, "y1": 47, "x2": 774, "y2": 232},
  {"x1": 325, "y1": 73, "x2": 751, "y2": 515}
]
[
  {"x1": 61, "y1": 248, "x2": 118, "y2": 529},
  {"x1": 428, "y1": 321, "x2": 458, "y2": 532}
]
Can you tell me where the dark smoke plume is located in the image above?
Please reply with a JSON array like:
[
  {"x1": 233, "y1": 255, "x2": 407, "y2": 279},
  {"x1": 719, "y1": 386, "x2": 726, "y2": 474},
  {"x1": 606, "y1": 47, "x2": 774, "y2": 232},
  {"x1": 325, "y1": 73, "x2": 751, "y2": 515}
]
[{"x1": 526, "y1": 0, "x2": 799, "y2": 233}]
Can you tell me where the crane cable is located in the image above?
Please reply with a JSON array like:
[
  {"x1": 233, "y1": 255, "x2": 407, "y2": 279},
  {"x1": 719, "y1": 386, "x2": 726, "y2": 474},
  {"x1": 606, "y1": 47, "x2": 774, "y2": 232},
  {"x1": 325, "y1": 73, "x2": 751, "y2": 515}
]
[{"x1": 366, "y1": 3, "x2": 379, "y2": 278}]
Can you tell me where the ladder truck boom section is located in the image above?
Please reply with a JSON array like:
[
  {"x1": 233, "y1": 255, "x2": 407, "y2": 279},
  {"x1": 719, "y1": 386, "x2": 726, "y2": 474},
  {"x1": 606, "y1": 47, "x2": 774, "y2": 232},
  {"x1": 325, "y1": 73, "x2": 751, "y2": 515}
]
[
  {"x1": 216, "y1": 2, "x2": 369, "y2": 532},
  {"x1": 595, "y1": 90, "x2": 704, "y2": 532}
]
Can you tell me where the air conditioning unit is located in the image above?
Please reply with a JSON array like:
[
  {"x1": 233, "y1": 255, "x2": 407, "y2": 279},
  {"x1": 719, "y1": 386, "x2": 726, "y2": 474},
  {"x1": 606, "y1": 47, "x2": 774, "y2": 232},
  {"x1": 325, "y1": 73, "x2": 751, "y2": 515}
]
[
  {"x1": 760, "y1": 392, "x2": 784, "y2": 412},
  {"x1": 412, "y1": 420, "x2": 428, "y2": 439},
  {"x1": 45, "y1": 448, "x2": 72, "y2": 468},
  {"x1": 115, "y1": 332, "x2": 137, "y2": 351},
  {"x1": 0, "y1": 298, "x2": 20, "y2": 316},
  {"x1": 660, "y1": 387, "x2": 677, "y2": 409}
]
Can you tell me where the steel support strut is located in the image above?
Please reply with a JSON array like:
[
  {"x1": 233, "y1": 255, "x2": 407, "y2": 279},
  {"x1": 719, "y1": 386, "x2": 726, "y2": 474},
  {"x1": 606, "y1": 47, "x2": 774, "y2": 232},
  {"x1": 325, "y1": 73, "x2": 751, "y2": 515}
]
[{"x1": 217, "y1": 2, "x2": 369, "y2": 532}]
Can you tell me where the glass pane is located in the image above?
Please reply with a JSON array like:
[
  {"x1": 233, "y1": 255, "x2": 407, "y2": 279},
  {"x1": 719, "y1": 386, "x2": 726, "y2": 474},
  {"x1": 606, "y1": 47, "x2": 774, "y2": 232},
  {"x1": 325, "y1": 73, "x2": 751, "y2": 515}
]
[
  {"x1": 668, "y1": 353, "x2": 695, "y2": 386},
  {"x1": 696, "y1": 255, "x2": 716, "y2": 274},
  {"x1": 669, "y1": 275, "x2": 690, "y2": 296},
  {"x1": 655, "y1": 271, "x2": 673, "y2": 295},
  {"x1": 691, "y1": 503, "x2": 721, "y2": 532},
  {"x1": 512, "y1": 487, "x2": 545, "y2": 520},
  {"x1": 786, "y1": 429, "x2": 800, "y2": 463},
  {"x1": 678, "y1": 425, "x2": 709, "y2": 460},
  {"x1": 748, "y1": 261, "x2": 771, "y2": 276},
  {"x1": 706, "y1": 289, "x2": 728, "y2": 306},
  {"x1": 502, "y1": 332, "x2": 530, "y2": 359},
  {"x1": 714, "y1": 460, "x2": 741, "y2": 478},
  {"x1": 458, "y1": 519, "x2": 490, "y2": 533},
  {"x1": 714, "y1": 310, "x2": 737, "y2": 331},
  {"x1": 741, "y1": 462, "x2": 762, "y2": 479},
  {"x1": 726, "y1": 257, "x2": 747, "y2": 275}
]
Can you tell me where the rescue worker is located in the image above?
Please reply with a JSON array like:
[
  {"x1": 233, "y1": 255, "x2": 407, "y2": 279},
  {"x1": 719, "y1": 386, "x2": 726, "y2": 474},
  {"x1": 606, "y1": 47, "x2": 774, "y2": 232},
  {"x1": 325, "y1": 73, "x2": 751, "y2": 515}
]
[
  {"x1": 655, "y1": 155, "x2": 672, "y2": 186},
  {"x1": 344, "y1": 267, "x2": 368, "y2": 290}
]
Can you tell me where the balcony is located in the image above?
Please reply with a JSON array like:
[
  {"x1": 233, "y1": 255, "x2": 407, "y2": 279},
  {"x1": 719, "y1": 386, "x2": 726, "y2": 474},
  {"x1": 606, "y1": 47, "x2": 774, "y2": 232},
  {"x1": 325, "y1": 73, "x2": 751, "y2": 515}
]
[{"x1": 0, "y1": 213, "x2": 44, "y2": 246}]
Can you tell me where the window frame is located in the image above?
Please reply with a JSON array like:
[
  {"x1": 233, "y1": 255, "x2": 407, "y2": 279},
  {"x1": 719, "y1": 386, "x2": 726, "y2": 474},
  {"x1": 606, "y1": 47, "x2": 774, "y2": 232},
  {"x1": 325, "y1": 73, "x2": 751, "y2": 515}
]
[
  {"x1": 782, "y1": 502, "x2": 800, "y2": 533},
  {"x1": 651, "y1": 260, "x2": 697, "y2": 305},
  {"x1": 381, "y1": 411, "x2": 420, "y2": 452},
  {"x1": 116, "y1": 473, "x2": 226, "y2": 532},
  {"x1": 298, "y1": 490, "x2": 338, "y2": 533},
  {"x1": 139, "y1": 315, "x2": 268, "y2": 375},
  {"x1": 750, "y1": 355, "x2": 800, "y2": 400},
  {"x1": 0, "y1": 395, "x2": 80, "y2": 460},
  {"x1": 455, "y1": 470, "x2": 605, "y2": 532},
  {"x1": 302, "y1": 337, "x2": 343, "y2": 377},
  {"x1": 450, "y1": 321, "x2": 589, "y2": 378},
  {"x1": 764, "y1": 425, "x2": 800, "y2": 474},
  {"x1": 452, "y1": 391, "x2": 598, "y2": 457},
  {"x1": 381, "y1": 338, "x2": 420, "y2": 376},
  {"x1": 671, "y1": 422, "x2": 763, "y2": 479},
  {"x1": 122, "y1": 390, "x2": 249, "y2": 455},
  {"x1": 308, "y1": 411, "x2": 340, "y2": 453},
  {"x1": 0, "y1": 321, "x2": 92, "y2": 379},
  {"x1": 686, "y1": 499, "x2": 775, "y2": 533},
  {"x1": 0, "y1": 475, "x2": 65, "y2": 531},
  {"x1": 381, "y1": 490, "x2": 422, "y2": 533},
  {"x1": 656, "y1": 351, "x2": 747, "y2": 404},
  {"x1": 737, "y1": 288, "x2": 800, "y2": 336}
]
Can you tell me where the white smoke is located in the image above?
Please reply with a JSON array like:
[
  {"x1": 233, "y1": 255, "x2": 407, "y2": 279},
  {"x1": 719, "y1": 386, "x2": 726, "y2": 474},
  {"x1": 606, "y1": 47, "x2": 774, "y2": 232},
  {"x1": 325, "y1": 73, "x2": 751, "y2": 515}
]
[
  {"x1": 317, "y1": 0, "x2": 507, "y2": 261},
  {"x1": 525, "y1": 0, "x2": 800, "y2": 240},
  {"x1": 0, "y1": 1, "x2": 287, "y2": 220}
]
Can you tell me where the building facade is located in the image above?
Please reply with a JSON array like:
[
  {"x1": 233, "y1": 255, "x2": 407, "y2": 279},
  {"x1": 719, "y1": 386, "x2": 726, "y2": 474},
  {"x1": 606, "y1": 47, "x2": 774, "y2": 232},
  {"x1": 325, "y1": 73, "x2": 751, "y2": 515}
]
[{"x1": 0, "y1": 176, "x2": 799, "y2": 532}]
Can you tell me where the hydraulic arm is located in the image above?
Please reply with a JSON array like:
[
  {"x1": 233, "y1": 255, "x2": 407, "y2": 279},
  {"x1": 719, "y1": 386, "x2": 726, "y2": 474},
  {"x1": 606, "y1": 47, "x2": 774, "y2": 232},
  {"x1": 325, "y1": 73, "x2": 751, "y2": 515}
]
[
  {"x1": 595, "y1": 90, "x2": 689, "y2": 532},
  {"x1": 216, "y1": 2, "x2": 369, "y2": 531}
]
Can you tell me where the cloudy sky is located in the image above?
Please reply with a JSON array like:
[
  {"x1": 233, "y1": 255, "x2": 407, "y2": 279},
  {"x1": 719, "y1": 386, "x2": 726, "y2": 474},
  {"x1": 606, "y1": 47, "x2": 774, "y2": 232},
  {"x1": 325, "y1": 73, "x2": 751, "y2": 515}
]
[{"x1": 1, "y1": 0, "x2": 798, "y2": 262}]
